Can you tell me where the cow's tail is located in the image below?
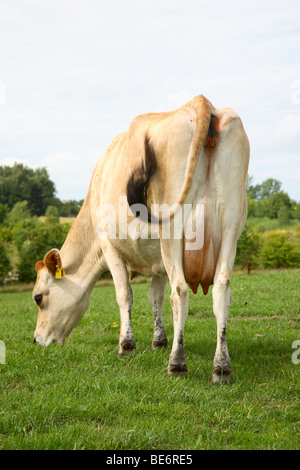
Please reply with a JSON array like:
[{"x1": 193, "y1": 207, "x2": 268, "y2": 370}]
[{"x1": 127, "y1": 95, "x2": 212, "y2": 223}]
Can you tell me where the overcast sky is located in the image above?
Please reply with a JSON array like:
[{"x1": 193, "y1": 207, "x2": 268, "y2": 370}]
[{"x1": 1, "y1": 0, "x2": 300, "y2": 201}]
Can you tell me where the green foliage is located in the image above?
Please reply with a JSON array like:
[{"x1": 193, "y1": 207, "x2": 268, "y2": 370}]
[
  {"x1": 278, "y1": 204, "x2": 291, "y2": 225},
  {"x1": 6, "y1": 201, "x2": 31, "y2": 227},
  {"x1": 260, "y1": 232, "x2": 300, "y2": 268},
  {"x1": 249, "y1": 191, "x2": 291, "y2": 219},
  {"x1": 0, "y1": 164, "x2": 56, "y2": 216},
  {"x1": 60, "y1": 200, "x2": 82, "y2": 217},
  {"x1": 45, "y1": 205, "x2": 60, "y2": 224},
  {"x1": 236, "y1": 226, "x2": 300, "y2": 270},
  {"x1": 0, "y1": 203, "x2": 8, "y2": 224},
  {"x1": 291, "y1": 201, "x2": 300, "y2": 220},
  {"x1": 246, "y1": 177, "x2": 295, "y2": 220},
  {"x1": 0, "y1": 226, "x2": 12, "y2": 243},
  {"x1": 235, "y1": 176, "x2": 300, "y2": 269},
  {"x1": 246, "y1": 216, "x2": 281, "y2": 233},
  {"x1": 0, "y1": 242, "x2": 11, "y2": 284},
  {"x1": 247, "y1": 177, "x2": 282, "y2": 200},
  {"x1": 11, "y1": 217, "x2": 41, "y2": 252},
  {"x1": 236, "y1": 226, "x2": 261, "y2": 268},
  {"x1": 258, "y1": 178, "x2": 282, "y2": 199}
]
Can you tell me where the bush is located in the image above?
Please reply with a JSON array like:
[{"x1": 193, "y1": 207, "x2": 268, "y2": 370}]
[
  {"x1": 7, "y1": 201, "x2": 31, "y2": 227},
  {"x1": 278, "y1": 204, "x2": 290, "y2": 225},
  {"x1": 0, "y1": 226, "x2": 13, "y2": 243},
  {"x1": 236, "y1": 226, "x2": 261, "y2": 268},
  {"x1": 0, "y1": 242, "x2": 11, "y2": 284},
  {"x1": 45, "y1": 205, "x2": 60, "y2": 224},
  {"x1": 260, "y1": 232, "x2": 300, "y2": 268}
]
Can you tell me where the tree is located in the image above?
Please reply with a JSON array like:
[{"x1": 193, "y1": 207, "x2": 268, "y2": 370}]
[
  {"x1": 259, "y1": 178, "x2": 282, "y2": 199},
  {"x1": 235, "y1": 226, "x2": 261, "y2": 268},
  {"x1": 0, "y1": 164, "x2": 57, "y2": 215},
  {"x1": 247, "y1": 177, "x2": 282, "y2": 201},
  {"x1": 260, "y1": 192, "x2": 292, "y2": 219},
  {"x1": 60, "y1": 200, "x2": 82, "y2": 217}
]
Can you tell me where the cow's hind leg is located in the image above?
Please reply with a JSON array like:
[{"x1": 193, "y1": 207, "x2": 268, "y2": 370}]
[
  {"x1": 211, "y1": 240, "x2": 236, "y2": 384},
  {"x1": 148, "y1": 275, "x2": 168, "y2": 349},
  {"x1": 161, "y1": 239, "x2": 189, "y2": 375},
  {"x1": 211, "y1": 277, "x2": 232, "y2": 384},
  {"x1": 103, "y1": 246, "x2": 136, "y2": 355},
  {"x1": 167, "y1": 277, "x2": 189, "y2": 375}
]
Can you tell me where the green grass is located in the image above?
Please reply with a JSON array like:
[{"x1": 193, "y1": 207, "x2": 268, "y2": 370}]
[{"x1": 0, "y1": 270, "x2": 299, "y2": 450}]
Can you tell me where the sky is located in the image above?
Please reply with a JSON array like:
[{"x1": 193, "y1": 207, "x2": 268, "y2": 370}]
[{"x1": 0, "y1": 0, "x2": 300, "y2": 201}]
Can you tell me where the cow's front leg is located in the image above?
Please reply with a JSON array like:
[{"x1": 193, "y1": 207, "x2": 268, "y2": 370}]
[
  {"x1": 211, "y1": 272, "x2": 232, "y2": 384},
  {"x1": 148, "y1": 275, "x2": 168, "y2": 349},
  {"x1": 103, "y1": 246, "x2": 136, "y2": 355},
  {"x1": 116, "y1": 281, "x2": 135, "y2": 355}
]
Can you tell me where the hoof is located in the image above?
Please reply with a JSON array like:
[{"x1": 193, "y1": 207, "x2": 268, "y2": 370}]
[
  {"x1": 117, "y1": 339, "x2": 136, "y2": 355},
  {"x1": 167, "y1": 363, "x2": 187, "y2": 376},
  {"x1": 152, "y1": 338, "x2": 168, "y2": 349},
  {"x1": 116, "y1": 348, "x2": 135, "y2": 356},
  {"x1": 211, "y1": 368, "x2": 232, "y2": 384}
]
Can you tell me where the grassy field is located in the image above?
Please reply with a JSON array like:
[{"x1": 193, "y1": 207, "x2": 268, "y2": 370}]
[{"x1": 0, "y1": 270, "x2": 299, "y2": 450}]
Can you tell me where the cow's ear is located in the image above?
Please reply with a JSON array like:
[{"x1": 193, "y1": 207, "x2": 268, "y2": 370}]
[
  {"x1": 35, "y1": 260, "x2": 45, "y2": 273},
  {"x1": 44, "y1": 249, "x2": 63, "y2": 278}
]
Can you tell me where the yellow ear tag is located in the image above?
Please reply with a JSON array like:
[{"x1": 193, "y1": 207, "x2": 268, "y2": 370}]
[{"x1": 55, "y1": 265, "x2": 62, "y2": 279}]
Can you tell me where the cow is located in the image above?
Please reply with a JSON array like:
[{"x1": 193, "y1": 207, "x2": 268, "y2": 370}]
[{"x1": 33, "y1": 95, "x2": 250, "y2": 384}]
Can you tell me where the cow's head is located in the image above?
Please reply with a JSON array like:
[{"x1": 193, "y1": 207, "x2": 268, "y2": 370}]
[{"x1": 33, "y1": 249, "x2": 89, "y2": 346}]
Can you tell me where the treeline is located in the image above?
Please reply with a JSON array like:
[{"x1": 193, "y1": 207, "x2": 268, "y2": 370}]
[
  {"x1": 236, "y1": 177, "x2": 300, "y2": 271},
  {"x1": 0, "y1": 163, "x2": 83, "y2": 283},
  {"x1": 0, "y1": 163, "x2": 83, "y2": 217},
  {"x1": 246, "y1": 177, "x2": 300, "y2": 223}
]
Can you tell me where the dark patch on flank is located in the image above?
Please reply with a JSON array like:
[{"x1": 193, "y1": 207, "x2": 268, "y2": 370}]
[
  {"x1": 127, "y1": 137, "x2": 157, "y2": 222},
  {"x1": 205, "y1": 114, "x2": 218, "y2": 148}
]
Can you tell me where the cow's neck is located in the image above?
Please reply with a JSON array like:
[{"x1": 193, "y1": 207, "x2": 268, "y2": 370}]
[{"x1": 59, "y1": 195, "x2": 105, "y2": 290}]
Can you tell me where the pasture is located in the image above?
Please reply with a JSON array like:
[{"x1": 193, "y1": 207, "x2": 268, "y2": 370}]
[{"x1": 0, "y1": 269, "x2": 299, "y2": 450}]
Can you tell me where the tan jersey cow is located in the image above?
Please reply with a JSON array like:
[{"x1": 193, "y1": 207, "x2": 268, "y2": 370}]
[{"x1": 33, "y1": 95, "x2": 249, "y2": 383}]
